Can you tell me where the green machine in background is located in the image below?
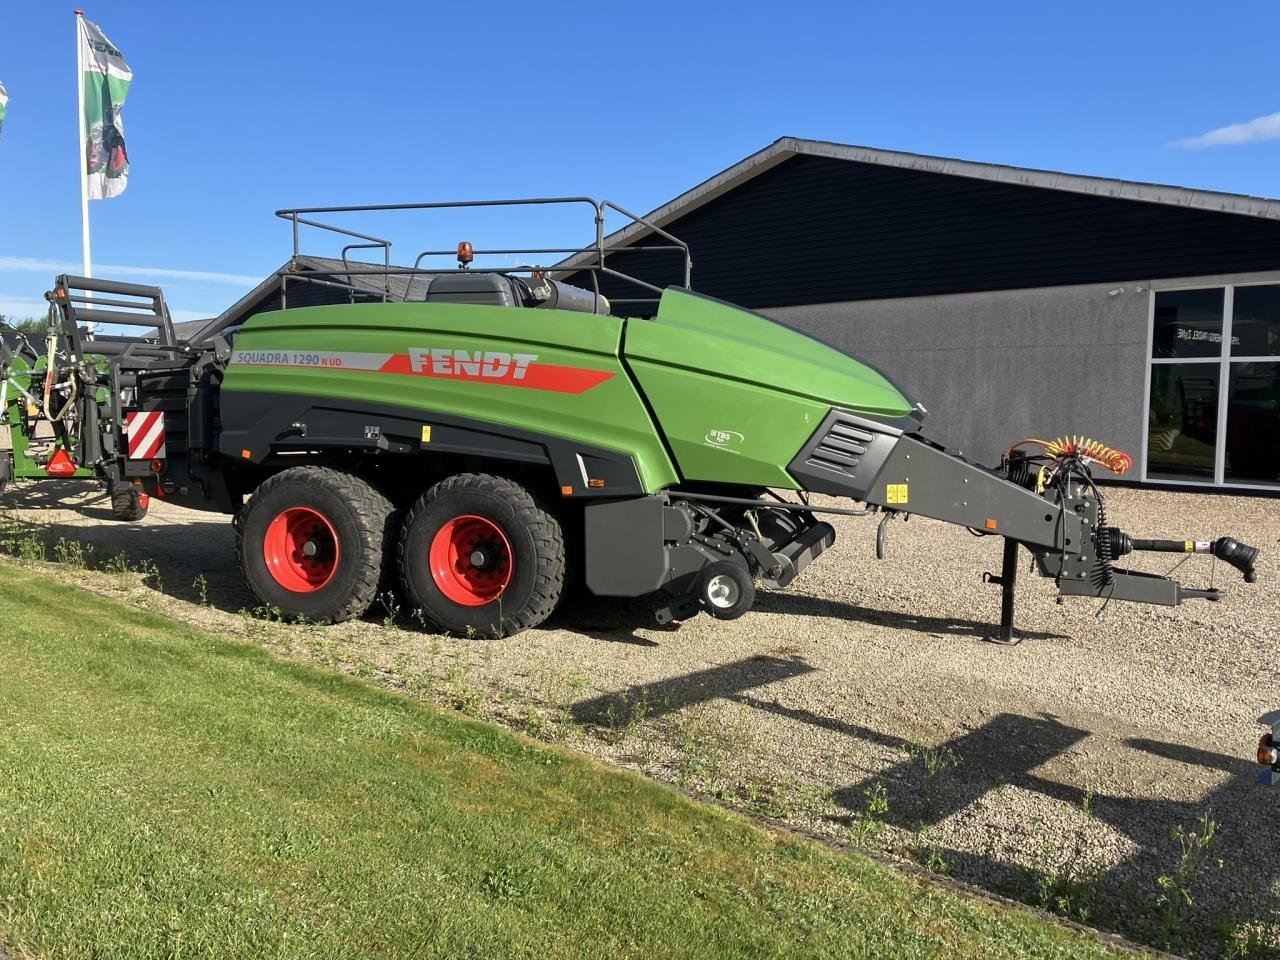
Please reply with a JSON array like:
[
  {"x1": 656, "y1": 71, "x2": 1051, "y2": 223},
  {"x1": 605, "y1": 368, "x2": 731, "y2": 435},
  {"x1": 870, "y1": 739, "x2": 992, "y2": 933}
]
[
  {"x1": 0, "y1": 326, "x2": 98, "y2": 484},
  {"x1": 0, "y1": 198, "x2": 1260, "y2": 638}
]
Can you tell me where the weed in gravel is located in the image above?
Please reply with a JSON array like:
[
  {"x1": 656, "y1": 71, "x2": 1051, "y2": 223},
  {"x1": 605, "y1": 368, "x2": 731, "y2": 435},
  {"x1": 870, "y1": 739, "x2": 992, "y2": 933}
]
[
  {"x1": 102, "y1": 551, "x2": 130, "y2": 575},
  {"x1": 193, "y1": 573, "x2": 209, "y2": 607},
  {"x1": 1023, "y1": 809, "x2": 1106, "y2": 925},
  {"x1": 1154, "y1": 811, "x2": 1222, "y2": 951},
  {"x1": 445, "y1": 654, "x2": 482, "y2": 716},
  {"x1": 723, "y1": 775, "x2": 793, "y2": 820},
  {"x1": 52, "y1": 537, "x2": 93, "y2": 569},
  {"x1": 907, "y1": 737, "x2": 959, "y2": 781},
  {"x1": 906, "y1": 736, "x2": 959, "y2": 821},
  {"x1": 848, "y1": 783, "x2": 891, "y2": 847},
  {"x1": 402, "y1": 666, "x2": 435, "y2": 701},
  {"x1": 138, "y1": 558, "x2": 163, "y2": 592},
  {"x1": 1212, "y1": 915, "x2": 1271, "y2": 959},
  {"x1": 722, "y1": 772, "x2": 832, "y2": 823},
  {"x1": 410, "y1": 607, "x2": 430, "y2": 631},
  {"x1": 601, "y1": 688, "x2": 652, "y2": 746},
  {"x1": 378, "y1": 591, "x2": 401, "y2": 631},
  {"x1": 544, "y1": 673, "x2": 587, "y2": 742},
  {"x1": 672, "y1": 709, "x2": 732, "y2": 789},
  {"x1": 923, "y1": 843, "x2": 950, "y2": 876},
  {"x1": 238, "y1": 605, "x2": 285, "y2": 642},
  {"x1": 521, "y1": 706, "x2": 548, "y2": 740},
  {"x1": 12, "y1": 533, "x2": 46, "y2": 562}
]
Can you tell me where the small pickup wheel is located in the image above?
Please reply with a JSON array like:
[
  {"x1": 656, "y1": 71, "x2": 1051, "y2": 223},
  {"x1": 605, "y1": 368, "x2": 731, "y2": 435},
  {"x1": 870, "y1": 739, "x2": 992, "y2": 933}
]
[
  {"x1": 399, "y1": 473, "x2": 565, "y2": 637},
  {"x1": 237, "y1": 466, "x2": 393, "y2": 623},
  {"x1": 109, "y1": 480, "x2": 149, "y2": 522},
  {"x1": 697, "y1": 561, "x2": 755, "y2": 620}
]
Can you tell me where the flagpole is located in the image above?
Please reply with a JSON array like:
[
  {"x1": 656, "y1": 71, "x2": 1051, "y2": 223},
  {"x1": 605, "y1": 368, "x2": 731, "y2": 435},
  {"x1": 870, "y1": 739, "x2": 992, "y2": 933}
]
[{"x1": 74, "y1": 9, "x2": 91, "y2": 283}]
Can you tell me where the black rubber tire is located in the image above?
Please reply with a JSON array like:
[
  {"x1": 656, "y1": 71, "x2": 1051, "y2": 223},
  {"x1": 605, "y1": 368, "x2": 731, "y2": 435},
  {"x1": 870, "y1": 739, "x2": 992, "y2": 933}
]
[
  {"x1": 237, "y1": 466, "x2": 394, "y2": 623},
  {"x1": 109, "y1": 480, "x2": 149, "y2": 522},
  {"x1": 399, "y1": 473, "x2": 565, "y2": 637},
  {"x1": 697, "y1": 560, "x2": 755, "y2": 620}
]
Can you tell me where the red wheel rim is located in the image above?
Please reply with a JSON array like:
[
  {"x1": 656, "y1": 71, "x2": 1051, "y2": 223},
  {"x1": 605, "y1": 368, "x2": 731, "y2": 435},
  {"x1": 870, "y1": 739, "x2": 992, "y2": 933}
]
[
  {"x1": 429, "y1": 514, "x2": 512, "y2": 606},
  {"x1": 263, "y1": 507, "x2": 340, "y2": 593}
]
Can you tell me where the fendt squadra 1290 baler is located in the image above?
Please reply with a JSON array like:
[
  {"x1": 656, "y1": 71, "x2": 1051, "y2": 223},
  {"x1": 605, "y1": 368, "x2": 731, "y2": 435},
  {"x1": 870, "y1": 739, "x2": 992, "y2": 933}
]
[{"x1": 0, "y1": 198, "x2": 1260, "y2": 638}]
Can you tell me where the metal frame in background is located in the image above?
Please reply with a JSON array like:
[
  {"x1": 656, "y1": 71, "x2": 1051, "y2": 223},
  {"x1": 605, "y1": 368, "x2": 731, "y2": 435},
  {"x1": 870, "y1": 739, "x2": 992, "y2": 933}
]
[
  {"x1": 45, "y1": 275, "x2": 195, "y2": 466},
  {"x1": 268, "y1": 197, "x2": 692, "y2": 316},
  {"x1": 1141, "y1": 279, "x2": 1280, "y2": 492}
]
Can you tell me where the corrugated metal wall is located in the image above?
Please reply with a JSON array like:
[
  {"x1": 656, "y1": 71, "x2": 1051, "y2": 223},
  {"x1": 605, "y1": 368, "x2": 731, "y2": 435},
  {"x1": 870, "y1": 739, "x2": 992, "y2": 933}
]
[{"x1": 576, "y1": 154, "x2": 1280, "y2": 313}]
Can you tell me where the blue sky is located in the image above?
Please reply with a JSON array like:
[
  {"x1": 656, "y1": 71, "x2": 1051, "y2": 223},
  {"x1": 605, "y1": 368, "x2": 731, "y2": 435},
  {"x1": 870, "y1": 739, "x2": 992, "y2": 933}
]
[{"x1": 2, "y1": 0, "x2": 1279, "y2": 324}]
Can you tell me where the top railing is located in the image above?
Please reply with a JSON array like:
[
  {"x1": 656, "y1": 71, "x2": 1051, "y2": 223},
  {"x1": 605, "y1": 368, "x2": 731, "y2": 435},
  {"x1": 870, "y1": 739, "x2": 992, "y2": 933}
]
[{"x1": 272, "y1": 197, "x2": 691, "y2": 311}]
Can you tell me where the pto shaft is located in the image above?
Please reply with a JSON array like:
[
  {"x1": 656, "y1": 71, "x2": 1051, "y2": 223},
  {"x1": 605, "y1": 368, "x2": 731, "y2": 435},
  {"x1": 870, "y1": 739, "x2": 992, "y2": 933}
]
[{"x1": 1104, "y1": 531, "x2": 1259, "y2": 583}]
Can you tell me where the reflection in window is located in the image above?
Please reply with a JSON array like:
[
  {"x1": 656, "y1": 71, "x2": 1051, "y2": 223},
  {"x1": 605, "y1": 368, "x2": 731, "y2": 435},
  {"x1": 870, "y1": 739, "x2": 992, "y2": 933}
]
[
  {"x1": 1231, "y1": 285, "x2": 1280, "y2": 358},
  {"x1": 1152, "y1": 288, "x2": 1224, "y2": 359},
  {"x1": 1147, "y1": 363, "x2": 1218, "y2": 481},
  {"x1": 1225, "y1": 361, "x2": 1280, "y2": 484}
]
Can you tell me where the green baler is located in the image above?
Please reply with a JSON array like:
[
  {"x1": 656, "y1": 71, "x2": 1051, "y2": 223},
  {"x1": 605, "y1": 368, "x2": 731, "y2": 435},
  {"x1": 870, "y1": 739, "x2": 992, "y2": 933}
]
[{"x1": 0, "y1": 198, "x2": 1260, "y2": 638}]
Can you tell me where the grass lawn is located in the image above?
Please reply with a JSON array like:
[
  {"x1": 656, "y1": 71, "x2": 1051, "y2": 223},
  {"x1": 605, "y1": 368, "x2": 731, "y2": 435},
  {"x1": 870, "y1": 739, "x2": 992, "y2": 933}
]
[{"x1": 0, "y1": 562, "x2": 1129, "y2": 959}]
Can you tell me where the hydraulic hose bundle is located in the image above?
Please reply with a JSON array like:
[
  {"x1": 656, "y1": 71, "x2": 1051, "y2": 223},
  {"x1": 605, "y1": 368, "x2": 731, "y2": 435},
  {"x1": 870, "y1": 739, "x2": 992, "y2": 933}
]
[{"x1": 1003, "y1": 436, "x2": 1133, "y2": 477}]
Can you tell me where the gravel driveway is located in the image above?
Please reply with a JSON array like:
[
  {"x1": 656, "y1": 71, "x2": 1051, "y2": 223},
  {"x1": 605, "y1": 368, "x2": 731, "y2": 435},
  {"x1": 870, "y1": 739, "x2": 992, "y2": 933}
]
[{"x1": 3, "y1": 479, "x2": 1277, "y2": 958}]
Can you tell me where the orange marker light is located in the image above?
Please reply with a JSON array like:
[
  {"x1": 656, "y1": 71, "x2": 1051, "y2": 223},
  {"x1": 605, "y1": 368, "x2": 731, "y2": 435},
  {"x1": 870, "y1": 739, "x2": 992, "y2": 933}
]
[
  {"x1": 561, "y1": 485, "x2": 573, "y2": 496},
  {"x1": 457, "y1": 241, "x2": 474, "y2": 265},
  {"x1": 588, "y1": 478, "x2": 605, "y2": 488},
  {"x1": 241, "y1": 449, "x2": 252, "y2": 460},
  {"x1": 1259, "y1": 733, "x2": 1277, "y2": 766},
  {"x1": 984, "y1": 518, "x2": 999, "y2": 531}
]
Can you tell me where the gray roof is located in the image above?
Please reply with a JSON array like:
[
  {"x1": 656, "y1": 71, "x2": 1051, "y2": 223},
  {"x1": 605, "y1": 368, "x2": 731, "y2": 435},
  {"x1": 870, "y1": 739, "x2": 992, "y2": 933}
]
[{"x1": 579, "y1": 136, "x2": 1280, "y2": 257}]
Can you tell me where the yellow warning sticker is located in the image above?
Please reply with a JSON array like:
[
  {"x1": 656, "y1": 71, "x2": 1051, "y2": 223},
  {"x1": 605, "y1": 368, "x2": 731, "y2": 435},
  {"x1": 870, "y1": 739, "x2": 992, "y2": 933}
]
[
  {"x1": 886, "y1": 483, "x2": 909, "y2": 505},
  {"x1": 421, "y1": 425, "x2": 432, "y2": 443}
]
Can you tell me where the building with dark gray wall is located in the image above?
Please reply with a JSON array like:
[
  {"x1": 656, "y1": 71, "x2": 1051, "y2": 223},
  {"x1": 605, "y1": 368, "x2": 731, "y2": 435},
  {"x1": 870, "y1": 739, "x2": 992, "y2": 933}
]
[{"x1": 569, "y1": 138, "x2": 1280, "y2": 491}]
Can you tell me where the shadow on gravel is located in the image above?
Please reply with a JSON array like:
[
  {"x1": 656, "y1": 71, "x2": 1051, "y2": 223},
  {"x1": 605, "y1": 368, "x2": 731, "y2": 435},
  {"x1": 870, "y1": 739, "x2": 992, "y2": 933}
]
[
  {"x1": 817, "y1": 711, "x2": 1278, "y2": 957},
  {"x1": 1, "y1": 482, "x2": 247, "y2": 612},
  {"x1": 753, "y1": 591, "x2": 1070, "y2": 642},
  {"x1": 571, "y1": 655, "x2": 816, "y2": 727}
]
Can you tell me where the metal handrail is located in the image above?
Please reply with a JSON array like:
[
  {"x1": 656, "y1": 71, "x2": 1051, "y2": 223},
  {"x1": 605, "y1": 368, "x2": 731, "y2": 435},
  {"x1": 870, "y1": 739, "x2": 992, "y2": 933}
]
[{"x1": 272, "y1": 197, "x2": 691, "y2": 313}]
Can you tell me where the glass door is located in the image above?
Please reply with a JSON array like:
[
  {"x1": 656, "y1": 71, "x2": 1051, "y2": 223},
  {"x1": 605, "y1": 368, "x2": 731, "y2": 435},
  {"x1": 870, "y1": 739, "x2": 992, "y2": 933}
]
[
  {"x1": 1225, "y1": 285, "x2": 1280, "y2": 486},
  {"x1": 1145, "y1": 284, "x2": 1280, "y2": 488}
]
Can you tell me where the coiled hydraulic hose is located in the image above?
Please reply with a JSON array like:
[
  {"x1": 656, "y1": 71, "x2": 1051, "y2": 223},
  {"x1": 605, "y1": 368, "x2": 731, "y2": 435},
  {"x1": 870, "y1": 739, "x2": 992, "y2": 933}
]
[{"x1": 1004, "y1": 436, "x2": 1133, "y2": 474}]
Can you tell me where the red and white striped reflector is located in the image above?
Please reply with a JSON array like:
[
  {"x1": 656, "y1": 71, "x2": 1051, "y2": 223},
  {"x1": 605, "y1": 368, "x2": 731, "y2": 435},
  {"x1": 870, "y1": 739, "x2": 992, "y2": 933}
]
[{"x1": 126, "y1": 411, "x2": 167, "y2": 460}]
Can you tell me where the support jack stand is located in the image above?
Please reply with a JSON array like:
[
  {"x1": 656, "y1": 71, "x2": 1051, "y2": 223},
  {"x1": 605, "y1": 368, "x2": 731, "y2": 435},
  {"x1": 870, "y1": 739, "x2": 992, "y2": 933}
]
[{"x1": 982, "y1": 537, "x2": 1022, "y2": 646}]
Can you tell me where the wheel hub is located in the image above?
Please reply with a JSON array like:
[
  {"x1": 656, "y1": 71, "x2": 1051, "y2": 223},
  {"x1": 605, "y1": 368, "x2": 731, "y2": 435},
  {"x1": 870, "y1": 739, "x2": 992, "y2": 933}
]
[
  {"x1": 429, "y1": 515, "x2": 513, "y2": 607},
  {"x1": 263, "y1": 507, "x2": 340, "y2": 593},
  {"x1": 706, "y1": 573, "x2": 740, "y2": 609}
]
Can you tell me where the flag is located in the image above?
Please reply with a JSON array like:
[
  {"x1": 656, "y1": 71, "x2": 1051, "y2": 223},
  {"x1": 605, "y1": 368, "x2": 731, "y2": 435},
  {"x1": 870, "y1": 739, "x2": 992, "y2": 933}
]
[
  {"x1": 78, "y1": 18, "x2": 131, "y2": 199},
  {"x1": 0, "y1": 81, "x2": 8, "y2": 139}
]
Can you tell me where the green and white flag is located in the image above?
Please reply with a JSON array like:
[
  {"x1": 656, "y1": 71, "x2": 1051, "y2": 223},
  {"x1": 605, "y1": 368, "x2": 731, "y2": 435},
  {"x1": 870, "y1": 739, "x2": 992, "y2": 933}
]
[
  {"x1": 0, "y1": 81, "x2": 8, "y2": 140},
  {"x1": 78, "y1": 17, "x2": 131, "y2": 199}
]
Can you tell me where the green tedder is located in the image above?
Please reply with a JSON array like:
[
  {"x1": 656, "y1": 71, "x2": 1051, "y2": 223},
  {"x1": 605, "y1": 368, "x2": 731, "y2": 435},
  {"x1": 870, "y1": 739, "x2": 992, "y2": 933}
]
[{"x1": 0, "y1": 198, "x2": 1259, "y2": 638}]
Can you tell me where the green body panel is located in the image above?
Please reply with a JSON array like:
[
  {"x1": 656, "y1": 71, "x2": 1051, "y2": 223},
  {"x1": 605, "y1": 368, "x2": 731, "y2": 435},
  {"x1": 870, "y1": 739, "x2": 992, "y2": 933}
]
[
  {"x1": 222, "y1": 289, "x2": 915, "y2": 494},
  {"x1": 623, "y1": 359, "x2": 827, "y2": 488},
  {"x1": 625, "y1": 289, "x2": 914, "y2": 486},
  {"x1": 222, "y1": 302, "x2": 680, "y2": 493}
]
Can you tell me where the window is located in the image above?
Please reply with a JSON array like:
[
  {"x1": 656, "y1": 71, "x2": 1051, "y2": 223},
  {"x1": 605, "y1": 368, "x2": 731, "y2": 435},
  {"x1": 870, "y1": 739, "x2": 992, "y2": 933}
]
[
  {"x1": 1152, "y1": 288, "x2": 1224, "y2": 359},
  {"x1": 1146, "y1": 284, "x2": 1280, "y2": 488}
]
